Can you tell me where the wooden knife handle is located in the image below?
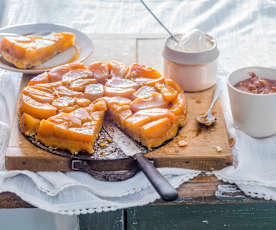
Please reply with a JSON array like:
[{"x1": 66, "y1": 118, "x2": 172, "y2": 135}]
[{"x1": 135, "y1": 152, "x2": 178, "y2": 201}]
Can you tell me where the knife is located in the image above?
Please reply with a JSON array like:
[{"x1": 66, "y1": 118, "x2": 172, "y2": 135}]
[{"x1": 103, "y1": 120, "x2": 178, "y2": 201}]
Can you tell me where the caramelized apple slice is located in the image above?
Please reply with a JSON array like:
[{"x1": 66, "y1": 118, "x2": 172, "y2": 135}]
[
  {"x1": 19, "y1": 95, "x2": 57, "y2": 119},
  {"x1": 61, "y1": 69, "x2": 93, "y2": 86},
  {"x1": 105, "y1": 77, "x2": 138, "y2": 89},
  {"x1": 133, "y1": 77, "x2": 164, "y2": 86},
  {"x1": 170, "y1": 93, "x2": 187, "y2": 116},
  {"x1": 75, "y1": 98, "x2": 91, "y2": 107},
  {"x1": 141, "y1": 118, "x2": 171, "y2": 139},
  {"x1": 117, "y1": 109, "x2": 133, "y2": 127},
  {"x1": 69, "y1": 78, "x2": 96, "y2": 91},
  {"x1": 132, "y1": 86, "x2": 156, "y2": 99},
  {"x1": 104, "y1": 86, "x2": 135, "y2": 98},
  {"x1": 70, "y1": 108, "x2": 92, "y2": 123},
  {"x1": 59, "y1": 105, "x2": 79, "y2": 113},
  {"x1": 88, "y1": 62, "x2": 111, "y2": 83},
  {"x1": 102, "y1": 96, "x2": 131, "y2": 106},
  {"x1": 19, "y1": 113, "x2": 40, "y2": 136},
  {"x1": 91, "y1": 99, "x2": 108, "y2": 112},
  {"x1": 107, "y1": 60, "x2": 129, "y2": 78},
  {"x1": 164, "y1": 78, "x2": 182, "y2": 93},
  {"x1": 84, "y1": 83, "x2": 104, "y2": 102},
  {"x1": 130, "y1": 92, "x2": 168, "y2": 112},
  {"x1": 127, "y1": 64, "x2": 162, "y2": 79},
  {"x1": 28, "y1": 72, "x2": 50, "y2": 85},
  {"x1": 52, "y1": 96, "x2": 76, "y2": 110},
  {"x1": 49, "y1": 63, "x2": 88, "y2": 82},
  {"x1": 30, "y1": 82, "x2": 61, "y2": 94},
  {"x1": 155, "y1": 82, "x2": 178, "y2": 102},
  {"x1": 23, "y1": 86, "x2": 55, "y2": 103},
  {"x1": 134, "y1": 108, "x2": 175, "y2": 123},
  {"x1": 54, "y1": 85, "x2": 83, "y2": 98},
  {"x1": 48, "y1": 112, "x2": 82, "y2": 128}
]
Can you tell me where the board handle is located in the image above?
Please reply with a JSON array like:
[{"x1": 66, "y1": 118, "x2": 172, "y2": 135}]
[
  {"x1": 135, "y1": 153, "x2": 178, "y2": 201},
  {"x1": 71, "y1": 159, "x2": 137, "y2": 181}
]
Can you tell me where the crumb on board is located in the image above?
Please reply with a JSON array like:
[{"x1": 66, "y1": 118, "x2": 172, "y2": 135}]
[
  {"x1": 178, "y1": 140, "x2": 188, "y2": 147},
  {"x1": 228, "y1": 137, "x2": 235, "y2": 147},
  {"x1": 215, "y1": 146, "x2": 222, "y2": 152},
  {"x1": 99, "y1": 143, "x2": 108, "y2": 148},
  {"x1": 105, "y1": 137, "x2": 113, "y2": 143}
]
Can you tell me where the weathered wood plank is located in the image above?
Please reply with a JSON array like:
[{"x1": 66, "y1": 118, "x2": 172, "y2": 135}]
[
  {"x1": 85, "y1": 37, "x2": 136, "y2": 66},
  {"x1": 137, "y1": 38, "x2": 164, "y2": 72},
  {"x1": 0, "y1": 192, "x2": 33, "y2": 208},
  {"x1": 79, "y1": 210, "x2": 124, "y2": 230},
  {"x1": 0, "y1": 174, "x2": 269, "y2": 210},
  {"x1": 127, "y1": 204, "x2": 276, "y2": 230}
]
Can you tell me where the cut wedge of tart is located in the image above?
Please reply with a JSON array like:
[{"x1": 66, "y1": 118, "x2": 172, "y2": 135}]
[
  {"x1": 18, "y1": 61, "x2": 187, "y2": 154},
  {"x1": 0, "y1": 32, "x2": 75, "y2": 69}
]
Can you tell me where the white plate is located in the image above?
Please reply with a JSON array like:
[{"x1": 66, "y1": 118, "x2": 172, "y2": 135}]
[{"x1": 0, "y1": 23, "x2": 93, "y2": 74}]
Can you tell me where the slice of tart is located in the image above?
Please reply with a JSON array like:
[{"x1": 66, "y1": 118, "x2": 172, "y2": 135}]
[
  {"x1": 0, "y1": 32, "x2": 75, "y2": 69},
  {"x1": 36, "y1": 102, "x2": 106, "y2": 154}
]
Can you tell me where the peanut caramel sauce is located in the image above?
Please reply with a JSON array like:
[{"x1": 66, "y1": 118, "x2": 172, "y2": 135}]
[{"x1": 235, "y1": 72, "x2": 276, "y2": 94}]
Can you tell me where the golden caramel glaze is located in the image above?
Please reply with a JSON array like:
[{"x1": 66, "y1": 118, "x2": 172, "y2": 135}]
[
  {"x1": 0, "y1": 32, "x2": 75, "y2": 69},
  {"x1": 18, "y1": 61, "x2": 187, "y2": 154}
]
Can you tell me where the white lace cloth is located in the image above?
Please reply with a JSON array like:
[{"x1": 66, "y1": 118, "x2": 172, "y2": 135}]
[{"x1": 0, "y1": 0, "x2": 276, "y2": 215}]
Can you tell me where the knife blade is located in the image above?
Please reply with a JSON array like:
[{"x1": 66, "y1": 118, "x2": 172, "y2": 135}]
[{"x1": 103, "y1": 120, "x2": 178, "y2": 201}]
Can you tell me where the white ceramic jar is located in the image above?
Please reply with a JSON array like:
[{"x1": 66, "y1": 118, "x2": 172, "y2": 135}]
[
  {"x1": 228, "y1": 66, "x2": 276, "y2": 138},
  {"x1": 162, "y1": 31, "x2": 219, "y2": 92}
]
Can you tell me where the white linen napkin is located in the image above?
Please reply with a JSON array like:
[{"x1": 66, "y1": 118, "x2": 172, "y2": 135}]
[{"x1": 0, "y1": 168, "x2": 200, "y2": 215}]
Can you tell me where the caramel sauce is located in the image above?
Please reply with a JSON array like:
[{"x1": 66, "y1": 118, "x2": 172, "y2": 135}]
[{"x1": 235, "y1": 72, "x2": 276, "y2": 94}]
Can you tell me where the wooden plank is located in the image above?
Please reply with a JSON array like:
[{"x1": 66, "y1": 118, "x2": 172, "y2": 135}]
[
  {"x1": 0, "y1": 192, "x2": 33, "y2": 208},
  {"x1": 0, "y1": 174, "x2": 269, "y2": 209},
  {"x1": 84, "y1": 37, "x2": 136, "y2": 66},
  {"x1": 127, "y1": 204, "x2": 276, "y2": 230},
  {"x1": 79, "y1": 210, "x2": 124, "y2": 230},
  {"x1": 137, "y1": 38, "x2": 165, "y2": 73}
]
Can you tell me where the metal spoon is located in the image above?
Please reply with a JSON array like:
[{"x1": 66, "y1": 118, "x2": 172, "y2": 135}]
[
  {"x1": 196, "y1": 87, "x2": 221, "y2": 126},
  {"x1": 140, "y1": 0, "x2": 179, "y2": 43}
]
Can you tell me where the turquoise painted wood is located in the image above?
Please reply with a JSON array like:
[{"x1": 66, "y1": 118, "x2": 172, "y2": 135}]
[
  {"x1": 127, "y1": 203, "x2": 276, "y2": 230},
  {"x1": 79, "y1": 209, "x2": 124, "y2": 230}
]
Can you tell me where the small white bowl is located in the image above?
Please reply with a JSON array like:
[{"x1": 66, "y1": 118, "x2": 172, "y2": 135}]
[
  {"x1": 227, "y1": 66, "x2": 276, "y2": 138},
  {"x1": 162, "y1": 33, "x2": 219, "y2": 92}
]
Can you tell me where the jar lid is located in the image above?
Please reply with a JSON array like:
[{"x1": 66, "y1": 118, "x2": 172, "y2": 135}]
[{"x1": 162, "y1": 33, "x2": 219, "y2": 65}]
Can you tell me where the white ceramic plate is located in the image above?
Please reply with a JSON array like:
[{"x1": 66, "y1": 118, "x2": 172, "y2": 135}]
[{"x1": 0, "y1": 23, "x2": 93, "y2": 74}]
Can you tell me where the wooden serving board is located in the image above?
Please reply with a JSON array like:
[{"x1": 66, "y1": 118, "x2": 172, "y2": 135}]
[{"x1": 5, "y1": 34, "x2": 232, "y2": 172}]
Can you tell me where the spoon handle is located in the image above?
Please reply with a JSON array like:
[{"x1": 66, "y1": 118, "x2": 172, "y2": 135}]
[
  {"x1": 140, "y1": 0, "x2": 178, "y2": 43},
  {"x1": 207, "y1": 87, "x2": 221, "y2": 114}
]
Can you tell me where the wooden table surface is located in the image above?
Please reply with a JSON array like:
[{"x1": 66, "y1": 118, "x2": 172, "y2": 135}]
[{"x1": 1, "y1": 34, "x2": 275, "y2": 230}]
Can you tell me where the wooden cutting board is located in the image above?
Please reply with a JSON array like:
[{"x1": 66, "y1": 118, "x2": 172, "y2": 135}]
[{"x1": 5, "y1": 34, "x2": 232, "y2": 172}]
